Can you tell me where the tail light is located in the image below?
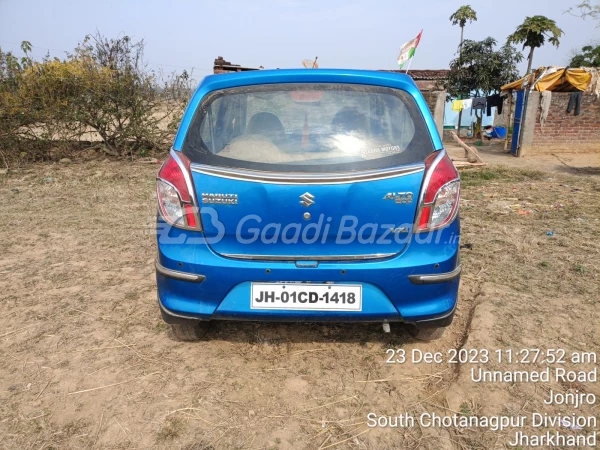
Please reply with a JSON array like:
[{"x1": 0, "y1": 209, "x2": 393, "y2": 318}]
[
  {"x1": 156, "y1": 150, "x2": 201, "y2": 230},
  {"x1": 416, "y1": 151, "x2": 460, "y2": 232}
]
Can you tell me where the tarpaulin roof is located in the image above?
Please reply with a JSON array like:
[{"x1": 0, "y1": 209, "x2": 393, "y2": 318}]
[{"x1": 501, "y1": 67, "x2": 592, "y2": 92}]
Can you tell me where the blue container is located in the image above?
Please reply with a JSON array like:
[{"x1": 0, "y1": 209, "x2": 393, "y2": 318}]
[{"x1": 491, "y1": 127, "x2": 507, "y2": 139}]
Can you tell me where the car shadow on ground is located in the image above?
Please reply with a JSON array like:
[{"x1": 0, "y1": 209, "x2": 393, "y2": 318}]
[{"x1": 172, "y1": 321, "x2": 423, "y2": 346}]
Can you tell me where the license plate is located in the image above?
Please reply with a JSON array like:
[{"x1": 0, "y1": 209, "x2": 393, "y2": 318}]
[{"x1": 251, "y1": 283, "x2": 362, "y2": 311}]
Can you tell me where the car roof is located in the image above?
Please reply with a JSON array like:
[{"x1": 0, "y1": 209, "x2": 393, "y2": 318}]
[{"x1": 198, "y1": 68, "x2": 418, "y2": 91}]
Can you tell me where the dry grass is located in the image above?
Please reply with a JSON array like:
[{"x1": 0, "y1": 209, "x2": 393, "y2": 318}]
[{"x1": 0, "y1": 159, "x2": 598, "y2": 449}]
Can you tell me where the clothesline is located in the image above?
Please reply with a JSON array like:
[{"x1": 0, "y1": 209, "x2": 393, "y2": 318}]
[{"x1": 451, "y1": 94, "x2": 505, "y2": 117}]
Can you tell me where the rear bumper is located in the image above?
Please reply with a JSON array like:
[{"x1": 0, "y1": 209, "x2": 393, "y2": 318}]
[
  {"x1": 156, "y1": 217, "x2": 460, "y2": 326},
  {"x1": 158, "y1": 292, "x2": 457, "y2": 328}
]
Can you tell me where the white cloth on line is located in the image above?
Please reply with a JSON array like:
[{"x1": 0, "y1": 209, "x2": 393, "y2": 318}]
[
  {"x1": 583, "y1": 67, "x2": 600, "y2": 99},
  {"x1": 540, "y1": 91, "x2": 552, "y2": 127}
]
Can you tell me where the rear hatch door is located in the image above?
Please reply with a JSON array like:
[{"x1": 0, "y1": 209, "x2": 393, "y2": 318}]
[
  {"x1": 194, "y1": 166, "x2": 424, "y2": 259},
  {"x1": 182, "y1": 81, "x2": 436, "y2": 260}
]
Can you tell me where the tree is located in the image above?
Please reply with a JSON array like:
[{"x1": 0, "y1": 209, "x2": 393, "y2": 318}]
[
  {"x1": 449, "y1": 5, "x2": 477, "y2": 135},
  {"x1": 566, "y1": 1, "x2": 600, "y2": 27},
  {"x1": 449, "y1": 5, "x2": 478, "y2": 47},
  {"x1": 445, "y1": 38, "x2": 523, "y2": 98},
  {"x1": 0, "y1": 42, "x2": 34, "y2": 167},
  {"x1": 0, "y1": 33, "x2": 192, "y2": 165},
  {"x1": 21, "y1": 32, "x2": 192, "y2": 155},
  {"x1": 570, "y1": 44, "x2": 600, "y2": 67},
  {"x1": 444, "y1": 37, "x2": 523, "y2": 134},
  {"x1": 507, "y1": 16, "x2": 564, "y2": 75}
]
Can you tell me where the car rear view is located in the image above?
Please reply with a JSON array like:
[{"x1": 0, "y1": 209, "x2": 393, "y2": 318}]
[{"x1": 155, "y1": 69, "x2": 460, "y2": 341}]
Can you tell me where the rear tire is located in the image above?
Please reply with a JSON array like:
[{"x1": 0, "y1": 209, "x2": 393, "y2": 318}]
[
  {"x1": 170, "y1": 322, "x2": 209, "y2": 341},
  {"x1": 407, "y1": 325, "x2": 445, "y2": 341}
]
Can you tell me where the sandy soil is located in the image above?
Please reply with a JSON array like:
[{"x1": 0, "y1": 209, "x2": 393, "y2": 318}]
[
  {"x1": 0, "y1": 158, "x2": 598, "y2": 449},
  {"x1": 446, "y1": 141, "x2": 600, "y2": 175}
]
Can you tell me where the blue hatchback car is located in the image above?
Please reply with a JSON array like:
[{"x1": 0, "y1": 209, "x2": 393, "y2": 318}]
[{"x1": 155, "y1": 69, "x2": 460, "y2": 341}]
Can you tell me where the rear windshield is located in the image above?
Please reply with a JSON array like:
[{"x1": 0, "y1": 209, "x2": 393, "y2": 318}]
[{"x1": 181, "y1": 83, "x2": 434, "y2": 172}]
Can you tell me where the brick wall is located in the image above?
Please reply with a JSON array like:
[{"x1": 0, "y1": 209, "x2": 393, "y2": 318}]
[
  {"x1": 422, "y1": 91, "x2": 445, "y2": 138},
  {"x1": 422, "y1": 92, "x2": 437, "y2": 115},
  {"x1": 527, "y1": 92, "x2": 600, "y2": 154}
]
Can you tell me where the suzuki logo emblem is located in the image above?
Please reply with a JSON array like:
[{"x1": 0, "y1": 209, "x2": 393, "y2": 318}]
[{"x1": 299, "y1": 192, "x2": 315, "y2": 207}]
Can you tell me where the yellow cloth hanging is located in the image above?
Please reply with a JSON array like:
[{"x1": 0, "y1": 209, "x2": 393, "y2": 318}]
[
  {"x1": 501, "y1": 67, "x2": 592, "y2": 92},
  {"x1": 563, "y1": 69, "x2": 592, "y2": 91},
  {"x1": 451, "y1": 100, "x2": 464, "y2": 111}
]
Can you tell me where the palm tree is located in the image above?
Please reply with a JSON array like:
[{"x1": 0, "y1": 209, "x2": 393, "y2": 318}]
[
  {"x1": 450, "y1": 5, "x2": 478, "y2": 53},
  {"x1": 507, "y1": 16, "x2": 564, "y2": 75},
  {"x1": 449, "y1": 5, "x2": 477, "y2": 136}
]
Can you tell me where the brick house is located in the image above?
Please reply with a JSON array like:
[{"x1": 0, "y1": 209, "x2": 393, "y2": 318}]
[
  {"x1": 518, "y1": 91, "x2": 600, "y2": 155},
  {"x1": 378, "y1": 69, "x2": 448, "y2": 138},
  {"x1": 502, "y1": 68, "x2": 600, "y2": 156},
  {"x1": 213, "y1": 56, "x2": 262, "y2": 74}
]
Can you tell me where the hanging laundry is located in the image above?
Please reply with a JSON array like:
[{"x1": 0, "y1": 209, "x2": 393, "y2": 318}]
[
  {"x1": 567, "y1": 91, "x2": 582, "y2": 116},
  {"x1": 471, "y1": 97, "x2": 486, "y2": 116},
  {"x1": 540, "y1": 91, "x2": 552, "y2": 127},
  {"x1": 472, "y1": 97, "x2": 486, "y2": 111},
  {"x1": 452, "y1": 99, "x2": 464, "y2": 112},
  {"x1": 486, "y1": 94, "x2": 504, "y2": 116},
  {"x1": 583, "y1": 68, "x2": 599, "y2": 99},
  {"x1": 461, "y1": 98, "x2": 473, "y2": 109}
]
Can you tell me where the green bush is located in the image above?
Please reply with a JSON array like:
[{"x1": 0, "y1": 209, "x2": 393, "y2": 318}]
[{"x1": 0, "y1": 33, "x2": 192, "y2": 166}]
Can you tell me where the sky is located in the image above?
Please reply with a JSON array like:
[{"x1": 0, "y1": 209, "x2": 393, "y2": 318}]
[{"x1": 1, "y1": 0, "x2": 598, "y2": 79}]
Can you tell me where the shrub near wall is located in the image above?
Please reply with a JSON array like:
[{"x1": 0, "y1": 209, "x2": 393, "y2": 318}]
[
  {"x1": 0, "y1": 34, "x2": 191, "y2": 166},
  {"x1": 0, "y1": 44, "x2": 32, "y2": 166}
]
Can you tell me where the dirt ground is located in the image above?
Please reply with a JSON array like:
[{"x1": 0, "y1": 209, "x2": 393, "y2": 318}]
[
  {"x1": 0, "y1": 156, "x2": 598, "y2": 449},
  {"x1": 445, "y1": 142, "x2": 600, "y2": 175}
]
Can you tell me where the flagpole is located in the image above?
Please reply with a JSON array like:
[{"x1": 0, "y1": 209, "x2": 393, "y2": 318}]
[{"x1": 405, "y1": 56, "x2": 414, "y2": 75}]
